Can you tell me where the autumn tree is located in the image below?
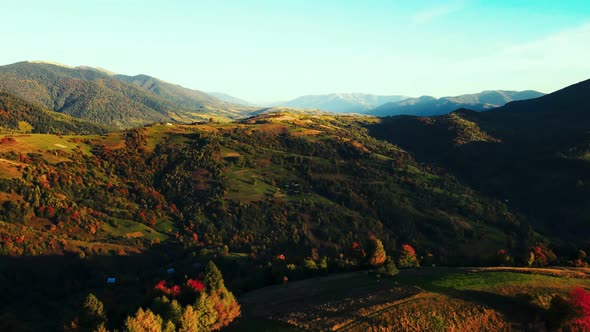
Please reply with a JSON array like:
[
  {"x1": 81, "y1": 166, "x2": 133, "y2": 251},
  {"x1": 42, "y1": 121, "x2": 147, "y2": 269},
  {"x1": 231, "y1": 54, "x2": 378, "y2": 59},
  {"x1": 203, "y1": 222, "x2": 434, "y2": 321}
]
[
  {"x1": 368, "y1": 237, "x2": 387, "y2": 267},
  {"x1": 568, "y1": 287, "x2": 590, "y2": 330},
  {"x1": 398, "y1": 244, "x2": 419, "y2": 268},
  {"x1": 124, "y1": 308, "x2": 164, "y2": 332},
  {"x1": 203, "y1": 261, "x2": 241, "y2": 330}
]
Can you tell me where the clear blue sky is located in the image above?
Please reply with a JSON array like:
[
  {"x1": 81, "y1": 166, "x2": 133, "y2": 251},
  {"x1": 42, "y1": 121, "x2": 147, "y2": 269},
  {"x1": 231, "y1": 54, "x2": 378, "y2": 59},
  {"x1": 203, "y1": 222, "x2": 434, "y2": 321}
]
[{"x1": 1, "y1": 0, "x2": 589, "y2": 101}]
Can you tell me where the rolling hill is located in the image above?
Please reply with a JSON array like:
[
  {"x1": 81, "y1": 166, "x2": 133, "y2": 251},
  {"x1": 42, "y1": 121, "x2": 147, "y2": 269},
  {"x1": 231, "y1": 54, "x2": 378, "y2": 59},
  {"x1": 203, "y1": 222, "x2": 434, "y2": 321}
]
[
  {"x1": 367, "y1": 78, "x2": 590, "y2": 241},
  {"x1": 0, "y1": 61, "x2": 249, "y2": 129},
  {"x1": 0, "y1": 111, "x2": 541, "y2": 329},
  {"x1": 0, "y1": 91, "x2": 107, "y2": 134},
  {"x1": 207, "y1": 92, "x2": 256, "y2": 106},
  {"x1": 368, "y1": 90, "x2": 544, "y2": 117},
  {"x1": 277, "y1": 93, "x2": 410, "y2": 113}
]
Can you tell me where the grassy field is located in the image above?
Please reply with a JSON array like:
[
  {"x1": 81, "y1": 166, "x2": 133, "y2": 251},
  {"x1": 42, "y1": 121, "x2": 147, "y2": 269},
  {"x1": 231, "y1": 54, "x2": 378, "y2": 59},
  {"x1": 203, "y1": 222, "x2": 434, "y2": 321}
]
[{"x1": 227, "y1": 267, "x2": 590, "y2": 331}]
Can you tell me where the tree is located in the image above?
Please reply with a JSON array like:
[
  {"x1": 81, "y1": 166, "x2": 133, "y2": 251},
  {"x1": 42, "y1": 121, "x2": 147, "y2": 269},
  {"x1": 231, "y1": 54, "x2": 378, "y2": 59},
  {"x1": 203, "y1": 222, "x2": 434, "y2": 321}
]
[
  {"x1": 548, "y1": 287, "x2": 590, "y2": 330},
  {"x1": 202, "y1": 261, "x2": 241, "y2": 330},
  {"x1": 179, "y1": 305, "x2": 199, "y2": 332},
  {"x1": 193, "y1": 293, "x2": 218, "y2": 331},
  {"x1": 368, "y1": 237, "x2": 387, "y2": 267},
  {"x1": 204, "y1": 261, "x2": 223, "y2": 291},
  {"x1": 152, "y1": 296, "x2": 182, "y2": 325},
  {"x1": 209, "y1": 290, "x2": 241, "y2": 330},
  {"x1": 79, "y1": 293, "x2": 107, "y2": 331},
  {"x1": 376, "y1": 257, "x2": 398, "y2": 277},
  {"x1": 398, "y1": 244, "x2": 419, "y2": 268},
  {"x1": 569, "y1": 287, "x2": 590, "y2": 329},
  {"x1": 124, "y1": 308, "x2": 164, "y2": 332}
]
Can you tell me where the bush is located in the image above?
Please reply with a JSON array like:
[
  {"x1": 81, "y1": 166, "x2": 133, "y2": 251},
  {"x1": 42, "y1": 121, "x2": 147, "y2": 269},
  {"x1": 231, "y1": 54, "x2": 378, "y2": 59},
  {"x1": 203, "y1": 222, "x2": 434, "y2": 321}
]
[
  {"x1": 376, "y1": 257, "x2": 399, "y2": 277},
  {"x1": 398, "y1": 244, "x2": 419, "y2": 269}
]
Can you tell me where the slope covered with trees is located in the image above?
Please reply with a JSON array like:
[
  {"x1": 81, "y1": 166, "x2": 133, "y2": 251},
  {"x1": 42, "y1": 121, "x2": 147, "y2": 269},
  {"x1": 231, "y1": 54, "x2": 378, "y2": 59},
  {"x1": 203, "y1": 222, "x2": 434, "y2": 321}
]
[
  {"x1": 0, "y1": 91, "x2": 107, "y2": 134},
  {"x1": 367, "y1": 78, "x2": 590, "y2": 243},
  {"x1": 0, "y1": 111, "x2": 552, "y2": 329},
  {"x1": 0, "y1": 62, "x2": 249, "y2": 129}
]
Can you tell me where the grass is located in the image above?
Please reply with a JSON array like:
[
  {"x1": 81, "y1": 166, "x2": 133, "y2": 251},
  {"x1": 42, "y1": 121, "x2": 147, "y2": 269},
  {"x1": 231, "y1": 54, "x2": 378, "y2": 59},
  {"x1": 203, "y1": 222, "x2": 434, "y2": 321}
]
[
  {"x1": 102, "y1": 217, "x2": 170, "y2": 242},
  {"x1": 229, "y1": 267, "x2": 590, "y2": 331},
  {"x1": 0, "y1": 134, "x2": 97, "y2": 155},
  {"x1": 225, "y1": 167, "x2": 279, "y2": 201}
]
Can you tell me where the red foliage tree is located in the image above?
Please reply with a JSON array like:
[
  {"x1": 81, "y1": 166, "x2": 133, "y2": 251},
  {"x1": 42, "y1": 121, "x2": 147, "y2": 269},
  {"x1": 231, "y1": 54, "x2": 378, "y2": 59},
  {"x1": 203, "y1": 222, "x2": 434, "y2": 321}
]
[
  {"x1": 187, "y1": 278, "x2": 205, "y2": 292},
  {"x1": 569, "y1": 287, "x2": 590, "y2": 329},
  {"x1": 154, "y1": 280, "x2": 181, "y2": 297}
]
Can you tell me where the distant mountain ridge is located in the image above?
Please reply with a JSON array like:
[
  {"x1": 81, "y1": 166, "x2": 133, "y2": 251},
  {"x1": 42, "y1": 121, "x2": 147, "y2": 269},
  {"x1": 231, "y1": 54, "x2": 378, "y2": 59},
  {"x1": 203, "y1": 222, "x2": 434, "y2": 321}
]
[
  {"x1": 207, "y1": 92, "x2": 256, "y2": 106},
  {"x1": 368, "y1": 90, "x2": 545, "y2": 116},
  {"x1": 277, "y1": 93, "x2": 410, "y2": 113},
  {"x1": 0, "y1": 61, "x2": 249, "y2": 128}
]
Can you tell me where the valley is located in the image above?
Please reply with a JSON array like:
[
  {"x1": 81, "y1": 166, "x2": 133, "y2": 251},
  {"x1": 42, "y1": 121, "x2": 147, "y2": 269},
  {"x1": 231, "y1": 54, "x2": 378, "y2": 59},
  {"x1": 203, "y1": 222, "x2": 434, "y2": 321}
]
[{"x1": 0, "y1": 65, "x2": 589, "y2": 331}]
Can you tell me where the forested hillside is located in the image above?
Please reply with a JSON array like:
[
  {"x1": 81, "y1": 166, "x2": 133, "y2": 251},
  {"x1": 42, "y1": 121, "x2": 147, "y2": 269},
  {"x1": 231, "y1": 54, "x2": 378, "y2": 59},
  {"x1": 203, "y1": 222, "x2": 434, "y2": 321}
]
[
  {"x1": 0, "y1": 62, "x2": 249, "y2": 128},
  {"x1": 0, "y1": 112, "x2": 551, "y2": 330},
  {"x1": 367, "y1": 78, "x2": 590, "y2": 242},
  {"x1": 0, "y1": 91, "x2": 107, "y2": 135}
]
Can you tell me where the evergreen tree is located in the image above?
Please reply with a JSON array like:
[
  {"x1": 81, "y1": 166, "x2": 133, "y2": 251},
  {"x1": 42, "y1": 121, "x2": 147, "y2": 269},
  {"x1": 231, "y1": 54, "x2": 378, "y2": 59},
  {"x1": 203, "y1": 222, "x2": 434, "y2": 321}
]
[
  {"x1": 152, "y1": 296, "x2": 182, "y2": 325},
  {"x1": 204, "y1": 261, "x2": 223, "y2": 291},
  {"x1": 376, "y1": 257, "x2": 399, "y2": 277},
  {"x1": 79, "y1": 293, "x2": 107, "y2": 331}
]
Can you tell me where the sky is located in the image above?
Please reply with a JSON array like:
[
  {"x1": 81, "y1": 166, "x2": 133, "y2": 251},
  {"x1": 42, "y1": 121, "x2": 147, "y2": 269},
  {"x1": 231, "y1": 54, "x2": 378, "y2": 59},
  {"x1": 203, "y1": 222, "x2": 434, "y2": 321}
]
[{"x1": 1, "y1": 0, "x2": 590, "y2": 102}]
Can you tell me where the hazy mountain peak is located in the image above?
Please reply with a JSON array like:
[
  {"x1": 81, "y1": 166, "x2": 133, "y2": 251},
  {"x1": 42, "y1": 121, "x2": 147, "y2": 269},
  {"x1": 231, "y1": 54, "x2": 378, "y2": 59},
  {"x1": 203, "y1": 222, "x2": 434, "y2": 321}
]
[
  {"x1": 76, "y1": 65, "x2": 118, "y2": 76},
  {"x1": 368, "y1": 90, "x2": 545, "y2": 117},
  {"x1": 277, "y1": 93, "x2": 411, "y2": 113},
  {"x1": 27, "y1": 60, "x2": 74, "y2": 68}
]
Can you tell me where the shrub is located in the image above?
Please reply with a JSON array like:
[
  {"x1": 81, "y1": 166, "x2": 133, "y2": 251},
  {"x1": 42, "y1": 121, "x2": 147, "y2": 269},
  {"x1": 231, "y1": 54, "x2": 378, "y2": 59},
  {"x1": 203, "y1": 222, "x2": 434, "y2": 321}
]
[
  {"x1": 398, "y1": 244, "x2": 419, "y2": 268},
  {"x1": 376, "y1": 257, "x2": 399, "y2": 277}
]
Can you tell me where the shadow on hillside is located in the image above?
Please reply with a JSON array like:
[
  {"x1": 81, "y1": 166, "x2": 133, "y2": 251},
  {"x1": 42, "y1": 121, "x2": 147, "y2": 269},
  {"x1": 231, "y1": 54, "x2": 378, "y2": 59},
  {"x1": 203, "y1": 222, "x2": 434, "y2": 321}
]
[
  {"x1": 0, "y1": 244, "x2": 195, "y2": 331},
  {"x1": 431, "y1": 286, "x2": 544, "y2": 325}
]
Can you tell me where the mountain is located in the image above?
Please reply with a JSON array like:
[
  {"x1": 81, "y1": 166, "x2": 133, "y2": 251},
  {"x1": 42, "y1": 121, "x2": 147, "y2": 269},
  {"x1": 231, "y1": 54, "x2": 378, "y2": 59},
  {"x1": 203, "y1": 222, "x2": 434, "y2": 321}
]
[
  {"x1": 0, "y1": 61, "x2": 248, "y2": 128},
  {"x1": 277, "y1": 93, "x2": 410, "y2": 113},
  {"x1": 368, "y1": 90, "x2": 545, "y2": 117},
  {"x1": 0, "y1": 91, "x2": 107, "y2": 134},
  {"x1": 207, "y1": 92, "x2": 256, "y2": 106},
  {"x1": 367, "y1": 78, "x2": 590, "y2": 241}
]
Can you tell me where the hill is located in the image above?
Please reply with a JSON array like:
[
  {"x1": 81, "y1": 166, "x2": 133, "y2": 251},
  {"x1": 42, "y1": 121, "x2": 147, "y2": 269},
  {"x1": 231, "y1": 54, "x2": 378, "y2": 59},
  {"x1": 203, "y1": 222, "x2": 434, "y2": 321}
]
[
  {"x1": 368, "y1": 90, "x2": 544, "y2": 117},
  {"x1": 0, "y1": 111, "x2": 545, "y2": 328},
  {"x1": 0, "y1": 61, "x2": 248, "y2": 128},
  {"x1": 367, "y1": 78, "x2": 590, "y2": 241},
  {"x1": 208, "y1": 92, "x2": 256, "y2": 106},
  {"x1": 231, "y1": 267, "x2": 590, "y2": 331},
  {"x1": 0, "y1": 91, "x2": 107, "y2": 134},
  {"x1": 277, "y1": 93, "x2": 410, "y2": 113}
]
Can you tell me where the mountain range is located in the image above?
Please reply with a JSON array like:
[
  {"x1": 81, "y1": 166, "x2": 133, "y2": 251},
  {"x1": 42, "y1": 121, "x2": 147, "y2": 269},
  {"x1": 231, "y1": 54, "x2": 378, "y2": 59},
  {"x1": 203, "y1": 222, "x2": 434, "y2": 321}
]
[
  {"x1": 0, "y1": 61, "x2": 548, "y2": 129},
  {"x1": 275, "y1": 93, "x2": 410, "y2": 113},
  {"x1": 366, "y1": 90, "x2": 545, "y2": 116}
]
